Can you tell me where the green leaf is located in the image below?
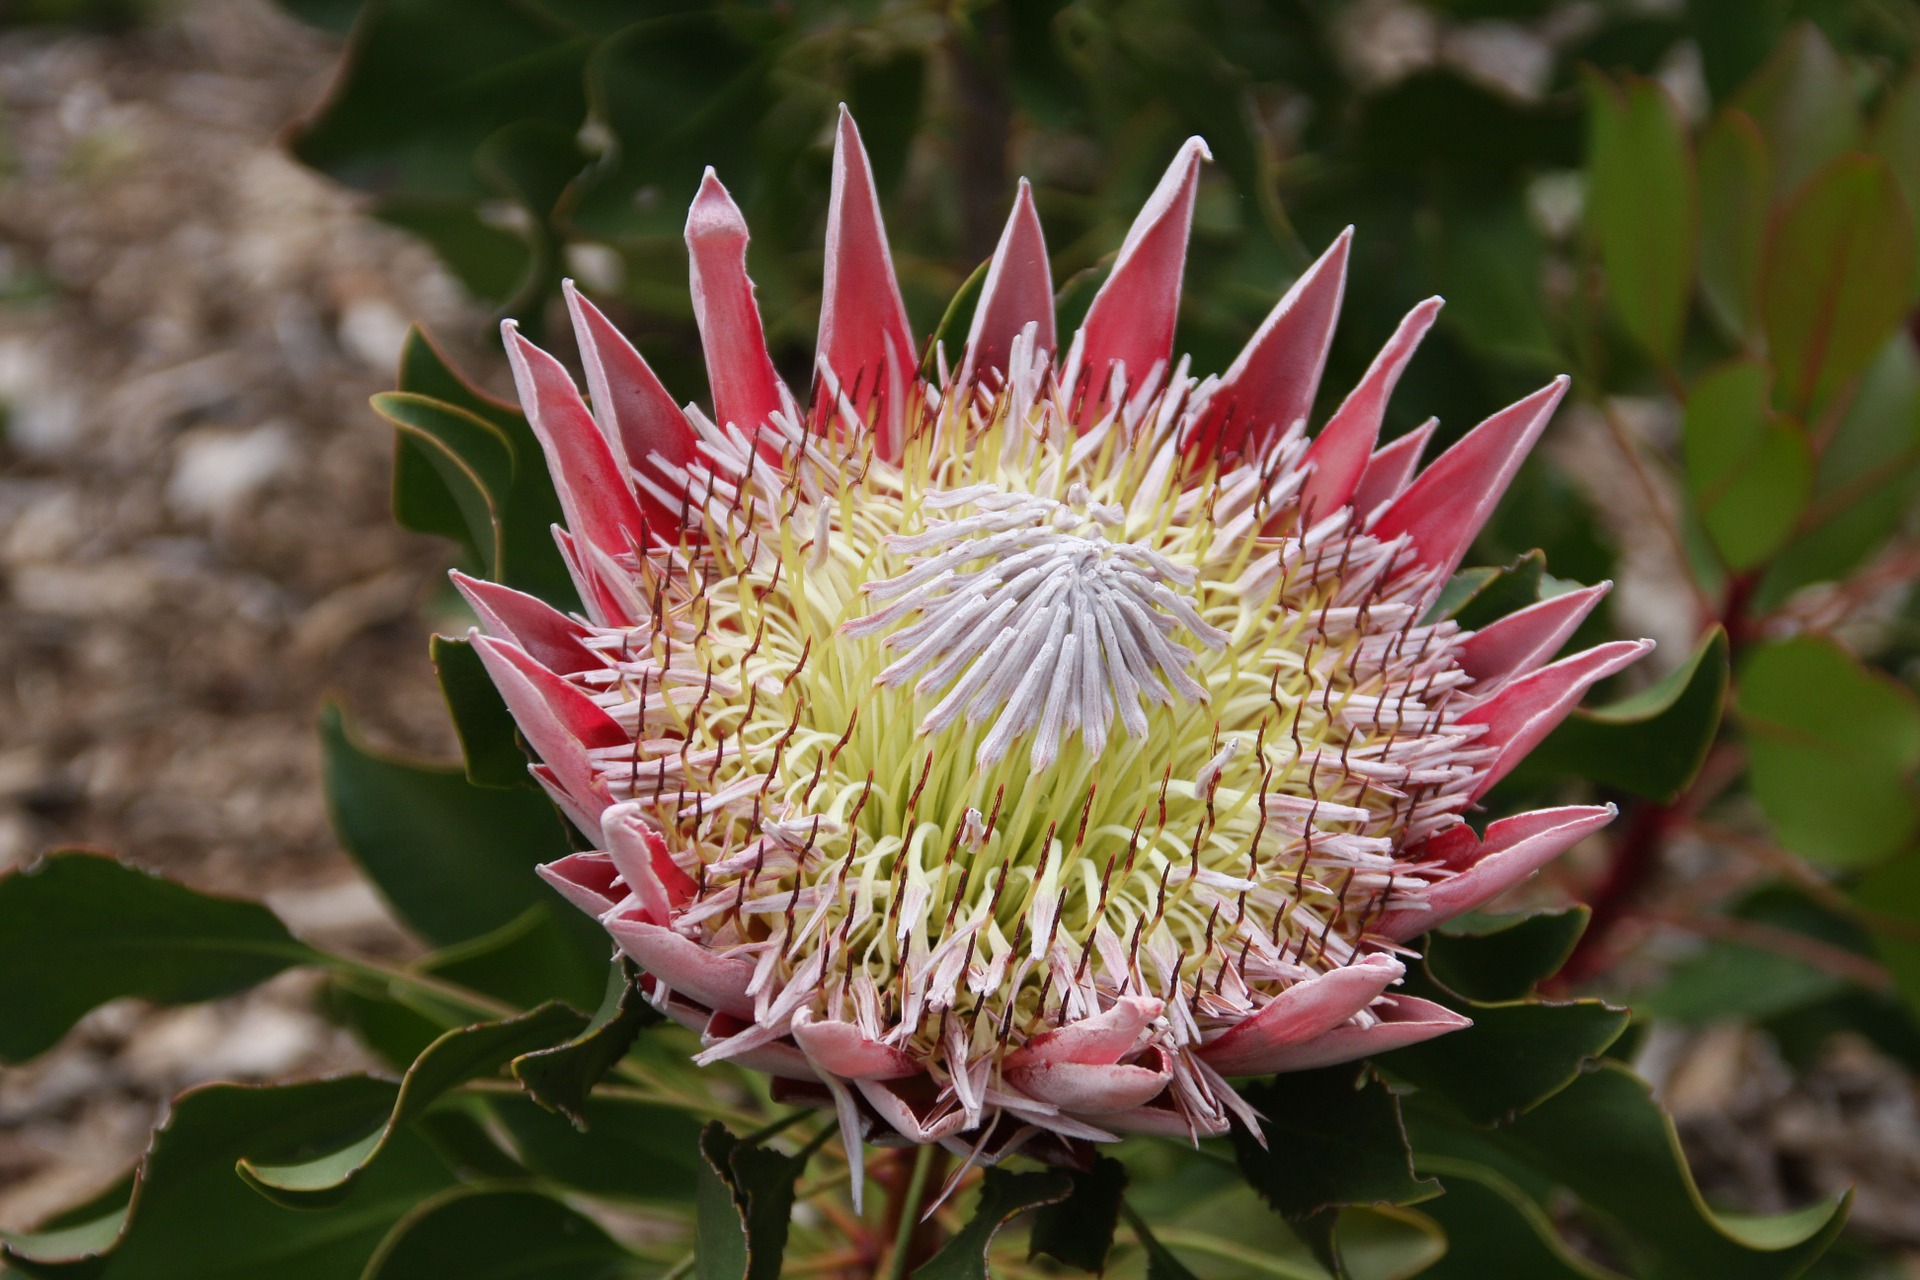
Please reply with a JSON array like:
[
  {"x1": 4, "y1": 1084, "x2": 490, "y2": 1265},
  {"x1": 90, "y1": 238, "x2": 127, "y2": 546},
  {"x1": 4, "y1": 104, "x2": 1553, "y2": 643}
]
[
  {"x1": 1426, "y1": 907, "x2": 1590, "y2": 1003},
  {"x1": 323, "y1": 971, "x2": 449, "y2": 1070},
  {"x1": 1029, "y1": 1156, "x2": 1126, "y2": 1273},
  {"x1": 2, "y1": 1078, "x2": 455, "y2": 1280},
  {"x1": 1413, "y1": 1158, "x2": 1625, "y2": 1279},
  {"x1": 913, "y1": 1167, "x2": 1075, "y2": 1280},
  {"x1": 511, "y1": 963, "x2": 660, "y2": 1128},
  {"x1": 1683, "y1": 361, "x2": 1813, "y2": 570},
  {"x1": 1641, "y1": 939, "x2": 1846, "y2": 1025},
  {"x1": 379, "y1": 391, "x2": 514, "y2": 576},
  {"x1": 1584, "y1": 73, "x2": 1695, "y2": 364},
  {"x1": 1739, "y1": 636, "x2": 1920, "y2": 867},
  {"x1": 237, "y1": 1002, "x2": 588, "y2": 1207},
  {"x1": 1762, "y1": 155, "x2": 1916, "y2": 416},
  {"x1": 1870, "y1": 66, "x2": 1920, "y2": 298},
  {"x1": 361, "y1": 1187, "x2": 640, "y2": 1280},
  {"x1": 1697, "y1": 109, "x2": 1771, "y2": 342},
  {"x1": 393, "y1": 331, "x2": 577, "y2": 609},
  {"x1": 1506, "y1": 626, "x2": 1729, "y2": 802},
  {"x1": 427, "y1": 905, "x2": 613, "y2": 1013},
  {"x1": 432, "y1": 634, "x2": 528, "y2": 789},
  {"x1": 488, "y1": 1093, "x2": 703, "y2": 1203},
  {"x1": 287, "y1": 0, "x2": 590, "y2": 203},
  {"x1": 1854, "y1": 848, "x2": 1920, "y2": 1021},
  {"x1": 0, "y1": 851, "x2": 318, "y2": 1064},
  {"x1": 567, "y1": 13, "x2": 776, "y2": 244},
  {"x1": 1731, "y1": 23, "x2": 1858, "y2": 201},
  {"x1": 1230, "y1": 1067, "x2": 1436, "y2": 1221},
  {"x1": 321, "y1": 703, "x2": 570, "y2": 938},
  {"x1": 1383, "y1": 980, "x2": 1629, "y2": 1126},
  {"x1": 696, "y1": 1122, "x2": 807, "y2": 1280},
  {"x1": 395, "y1": 327, "x2": 521, "y2": 431},
  {"x1": 1760, "y1": 326, "x2": 1920, "y2": 604},
  {"x1": 1431, "y1": 552, "x2": 1545, "y2": 629},
  {"x1": 920, "y1": 256, "x2": 990, "y2": 383},
  {"x1": 1411, "y1": 1061, "x2": 1848, "y2": 1280},
  {"x1": 1119, "y1": 1205, "x2": 1202, "y2": 1280}
]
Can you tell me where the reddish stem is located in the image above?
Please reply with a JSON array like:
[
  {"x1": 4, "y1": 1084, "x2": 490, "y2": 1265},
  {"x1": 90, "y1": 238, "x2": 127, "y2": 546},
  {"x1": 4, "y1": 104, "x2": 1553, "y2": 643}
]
[{"x1": 1558, "y1": 800, "x2": 1672, "y2": 984}]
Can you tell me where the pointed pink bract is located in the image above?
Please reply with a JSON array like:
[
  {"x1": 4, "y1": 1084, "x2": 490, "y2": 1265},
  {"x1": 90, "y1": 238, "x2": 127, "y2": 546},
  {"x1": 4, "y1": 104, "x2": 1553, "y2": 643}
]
[
  {"x1": 819, "y1": 108, "x2": 919, "y2": 461},
  {"x1": 1197, "y1": 955, "x2": 1403, "y2": 1076},
  {"x1": 503, "y1": 323, "x2": 649, "y2": 559},
  {"x1": 1459, "y1": 582, "x2": 1612, "y2": 687},
  {"x1": 686, "y1": 169, "x2": 788, "y2": 443},
  {"x1": 1373, "y1": 376, "x2": 1571, "y2": 580},
  {"x1": 960, "y1": 179, "x2": 1055, "y2": 388},
  {"x1": 1298, "y1": 295, "x2": 1443, "y2": 518},
  {"x1": 564, "y1": 281, "x2": 698, "y2": 539},
  {"x1": 451, "y1": 571, "x2": 598, "y2": 676},
  {"x1": 1069, "y1": 137, "x2": 1209, "y2": 425},
  {"x1": 1461, "y1": 639, "x2": 1653, "y2": 798},
  {"x1": 1187, "y1": 229, "x2": 1353, "y2": 462},
  {"x1": 1352, "y1": 418, "x2": 1436, "y2": 519},
  {"x1": 1379, "y1": 805, "x2": 1617, "y2": 940}
]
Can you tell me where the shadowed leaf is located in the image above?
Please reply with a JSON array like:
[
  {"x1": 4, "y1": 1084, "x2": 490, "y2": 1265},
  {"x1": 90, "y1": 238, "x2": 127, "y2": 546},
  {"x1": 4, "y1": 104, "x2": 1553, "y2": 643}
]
[{"x1": 0, "y1": 851, "x2": 319, "y2": 1064}]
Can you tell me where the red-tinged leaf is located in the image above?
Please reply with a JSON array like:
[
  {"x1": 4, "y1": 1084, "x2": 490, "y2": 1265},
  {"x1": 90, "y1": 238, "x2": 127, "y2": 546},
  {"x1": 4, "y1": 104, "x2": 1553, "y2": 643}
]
[
  {"x1": 1762, "y1": 155, "x2": 1915, "y2": 416},
  {"x1": 1870, "y1": 67, "x2": 1920, "y2": 298},
  {"x1": 1731, "y1": 23, "x2": 1859, "y2": 200},
  {"x1": 1697, "y1": 109, "x2": 1771, "y2": 342},
  {"x1": 1683, "y1": 360, "x2": 1814, "y2": 570}
]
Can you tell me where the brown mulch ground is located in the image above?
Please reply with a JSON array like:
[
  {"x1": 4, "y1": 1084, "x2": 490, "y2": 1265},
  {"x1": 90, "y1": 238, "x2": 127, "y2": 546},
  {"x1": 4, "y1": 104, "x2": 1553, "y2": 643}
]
[{"x1": 0, "y1": 0, "x2": 488, "y2": 1225}]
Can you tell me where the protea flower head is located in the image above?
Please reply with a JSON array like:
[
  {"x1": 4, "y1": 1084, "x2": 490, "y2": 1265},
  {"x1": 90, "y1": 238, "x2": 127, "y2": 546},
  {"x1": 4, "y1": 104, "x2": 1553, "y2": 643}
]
[{"x1": 462, "y1": 108, "x2": 1649, "y2": 1182}]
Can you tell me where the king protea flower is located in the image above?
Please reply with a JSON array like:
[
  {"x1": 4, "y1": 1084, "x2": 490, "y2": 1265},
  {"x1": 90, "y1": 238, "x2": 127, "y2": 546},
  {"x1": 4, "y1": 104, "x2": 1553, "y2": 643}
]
[{"x1": 460, "y1": 109, "x2": 1648, "y2": 1181}]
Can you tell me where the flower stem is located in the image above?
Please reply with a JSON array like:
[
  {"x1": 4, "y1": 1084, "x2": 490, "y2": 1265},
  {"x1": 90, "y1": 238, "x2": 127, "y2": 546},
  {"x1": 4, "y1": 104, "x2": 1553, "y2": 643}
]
[{"x1": 882, "y1": 1145, "x2": 939, "y2": 1280}]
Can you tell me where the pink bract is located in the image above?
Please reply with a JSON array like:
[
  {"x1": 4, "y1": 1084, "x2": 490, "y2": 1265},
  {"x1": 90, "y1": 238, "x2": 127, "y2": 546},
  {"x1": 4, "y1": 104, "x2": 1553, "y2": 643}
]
[{"x1": 463, "y1": 107, "x2": 1647, "y2": 1187}]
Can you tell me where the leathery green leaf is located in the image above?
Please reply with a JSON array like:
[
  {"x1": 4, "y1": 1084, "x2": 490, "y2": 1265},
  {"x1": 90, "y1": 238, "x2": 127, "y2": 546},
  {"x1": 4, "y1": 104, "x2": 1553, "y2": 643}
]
[
  {"x1": 1731, "y1": 23, "x2": 1859, "y2": 200},
  {"x1": 1426, "y1": 907, "x2": 1591, "y2": 1004},
  {"x1": 1697, "y1": 108, "x2": 1771, "y2": 342},
  {"x1": 1506, "y1": 627, "x2": 1728, "y2": 802},
  {"x1": 431, "y1": 634, "x2": 528, "y2": 790},
  {"x1": 1029, "y1": 1156, "x2": 1127, "y2": 1273},
  {"x1": 0, "y1": 851, "x2": 320, "y2": 1064},
  {"x1": 1414, "y1": 1158, "x2": 1625, "y2": 1279},
  {"x1": 1739, "y1": 636, "x2": 1920, "y2": 867},
  {"x1": 1870, "y1": 66, "x2": 1920, "y2": 297},
  {"x1": 360, "y1": 1186, "x2": 640, "y2": 1280},
  {"x1": 1432, "y1": 552, "x2": 1545, "y2": 629},
  {"x1": 2, "y1": 1078, "x2": 455, "y2": 1280},
  {"x1": 1415, "y1": 1061, "x2": 1848, "y2": 1279},
  {"x1": 1762, "y1": 154, "x2": 1915, "y2": 416},
  {"x1": 1584, "y1": 72, "x2": 1695, "y2": 364},
  {"x1": 487, "y1": 1092, "x2": 702, "y2": 1203},
  {"x1": 238, "y1": 1002, "x2": 588, "y2": 1207},
  {"x1": 914, "y1": 1167, "x2": 1075, "y2": 1280},
  {"x1": 696, "y1": 1121, "x2": 808, "y2": 1280},
  {"x1": 511, "y1": 964, "x2": 662, "y2": 1130},
  {"x1": 1230, "y1": 1067, "x2": 1436, "y2": 1221},
  {"x1": 1683, "y1": 361, "x2": 1814, "y2": 570},
  {"x1": 378, "y1": 391, "x2": 513, "y2": 578},
  {"x1": 320, "y1": 701, "x2": 573, "y2": 947},
  {"x1": 392, "y1": 329, "x2": 576, "y2": 609},
  {"x1": 1384, "y1": 967, "x2": 1629, "y2": 1126}
]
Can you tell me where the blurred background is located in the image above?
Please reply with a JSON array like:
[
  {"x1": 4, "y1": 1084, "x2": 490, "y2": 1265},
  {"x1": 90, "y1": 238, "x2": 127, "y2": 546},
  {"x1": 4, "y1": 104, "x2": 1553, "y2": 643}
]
[{"x1": 2, "y1": 0, "x2": 1920, "y2": 1273}]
